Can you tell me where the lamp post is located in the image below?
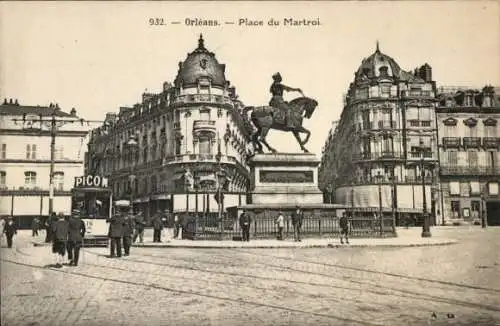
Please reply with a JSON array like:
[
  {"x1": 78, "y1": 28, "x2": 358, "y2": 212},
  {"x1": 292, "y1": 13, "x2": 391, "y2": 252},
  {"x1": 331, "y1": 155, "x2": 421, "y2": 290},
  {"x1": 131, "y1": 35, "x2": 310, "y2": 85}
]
[
  {"x1": 215, "y1": 140, "x2": 223, "y2": 238},
  {"x1": 127, "y1": 134, "x2": 138, "y2": 214},
  {"x1": 480, "y1": 191, "x2": 487, "y2": 228},
  {"x1": 389, "y1": 167, "x2": 397, "y2": 235},
  {"x1": 420, "y1": 138, "x2": 432, "y2": 237},
  {"x1": 376, "y1": 171, "x2": 383, "y2": 237}
]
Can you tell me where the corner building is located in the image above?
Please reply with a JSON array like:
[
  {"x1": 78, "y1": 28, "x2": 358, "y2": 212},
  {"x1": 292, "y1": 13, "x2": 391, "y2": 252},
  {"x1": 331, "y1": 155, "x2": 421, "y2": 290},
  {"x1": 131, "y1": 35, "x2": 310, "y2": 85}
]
[
  {"x1": 87, "y1": 35, "x2": 251, "y2": 220},
  {"x1": 319, "y1": 44, "x2": 439, "y2": 225}
]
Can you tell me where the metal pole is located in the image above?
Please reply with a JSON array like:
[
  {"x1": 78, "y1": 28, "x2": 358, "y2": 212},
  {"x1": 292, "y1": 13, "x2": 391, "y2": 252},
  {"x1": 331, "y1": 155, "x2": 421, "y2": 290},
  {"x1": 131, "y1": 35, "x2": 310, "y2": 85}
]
[
  {"x1": 48, "y1": 114, "x2": 56, "y2": 216},
  {"x1": 391, "y1": 171, "x2": 396, "y2": 235},
  {"x1": 378, "y1": 182, "x2": 383, "y2": 237},
  {"x1": 421, "y1": 151, "x2": 431, "y2": 237},
  {"x1": 481, "y1": 193, "x2": 487, "y2": 228}
]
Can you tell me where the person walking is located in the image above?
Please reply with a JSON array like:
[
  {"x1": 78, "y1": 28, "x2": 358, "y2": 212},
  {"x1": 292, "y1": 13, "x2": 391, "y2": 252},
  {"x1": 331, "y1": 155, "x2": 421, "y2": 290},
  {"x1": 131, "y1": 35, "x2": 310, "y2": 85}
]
[
  {"x1": 173, "y1": 214, "x2": 180, "y2": 239},
  {"x1": 152, "y1": 210, "x2": 164, "y2": 243},
  {"x1": 31, "y1": 217, "x2": 40, "y2": 237},
  {"x1": 108, "y1": 203, "x2": 126, "y2": 258},
  {"x1": 132, "y1": 211, "x2": 145, "y2": 244},
  {"x1": 163, "y1": 209, "x2": 175, "y2": 242},
  {"x1": 52, "y1": 213, "x2": 69, "y2": 267},
  {"x1": 67, "y1": 210, "x2": 86, "y2": 266},
  {"x1": 45, "y1": 212, "x2": 57, "y2": 243},
  {"x1": 3, "y1": 217, "x2": 17, "y2": 248},
  {"x1": 275, "y1": 212, "x2": 285, "y2": 240},
  {"x1": 239, "y1": 210, "x2": 252, "y2": 242},
  {"x1": 122, "y1": 210, "x2": 135, "y2": 256},
  {"x1": 0, "y1": 217, "x2": 5, "y2": 240},
  {"x1": 339, "y1": 212, "x2": 350, "y2": 245},
  {"x1": 291, "y1": 205, "x2": 304, "y2": 242}
]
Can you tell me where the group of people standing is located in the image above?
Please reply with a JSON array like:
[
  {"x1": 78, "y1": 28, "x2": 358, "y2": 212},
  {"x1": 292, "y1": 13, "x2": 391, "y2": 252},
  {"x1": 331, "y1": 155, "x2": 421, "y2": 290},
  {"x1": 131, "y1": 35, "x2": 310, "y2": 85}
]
[{"x1": 50, "y1": 211, "x2": 86, "y2": 267}]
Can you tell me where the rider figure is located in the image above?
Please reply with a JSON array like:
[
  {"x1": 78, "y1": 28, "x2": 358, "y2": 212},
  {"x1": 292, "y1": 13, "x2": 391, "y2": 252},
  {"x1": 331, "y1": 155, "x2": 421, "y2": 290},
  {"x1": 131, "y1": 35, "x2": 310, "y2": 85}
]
[{"x1": 269, "y1": 72, "x2": 302, "y2": 129}]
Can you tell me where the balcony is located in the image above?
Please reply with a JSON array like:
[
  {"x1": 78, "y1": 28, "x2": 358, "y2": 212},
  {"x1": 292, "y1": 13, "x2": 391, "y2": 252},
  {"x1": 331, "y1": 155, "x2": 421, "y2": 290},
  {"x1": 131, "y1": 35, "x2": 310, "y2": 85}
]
[
  {"x1": 377, "y1": 120, "x2": 397, "y2": 130},
  {"x1": 171, "y1": 94, "x2": 233, "y2": 107},
  {"x1": 401, "y1": 90, "x2": 434, "y2": 99},
  {"x1": 463, "y1": 137, "x2": 481, "y2": 149},
  {"x1": 353, "y1": 151, "x2": 405, "y2": 162},
  {"x1": 404, "y1": 175, "x2": 433, "y2": 183},
  {"x1": 440, "y1": 165, "x2": 500, "y2": 176},
  {"x1": 193, "y1": 120, "x2": 216, "y2": 136},
  {"x1": 409, "y1": 151, "x2": 433, "y2": 159},
  {"x1": 483, "y1": 137, "x2": 500, "y2": 150},
  {"x1": 442, "y1": 137, "x2": 461, "y2": 148}
]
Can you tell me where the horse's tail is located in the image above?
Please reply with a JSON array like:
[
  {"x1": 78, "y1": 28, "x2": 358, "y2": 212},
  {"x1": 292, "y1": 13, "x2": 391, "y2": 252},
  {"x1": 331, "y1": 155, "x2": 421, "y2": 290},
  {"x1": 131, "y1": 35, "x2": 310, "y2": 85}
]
[{"x1": 243, "y1": 106, "x2": 258, "y2": 127}]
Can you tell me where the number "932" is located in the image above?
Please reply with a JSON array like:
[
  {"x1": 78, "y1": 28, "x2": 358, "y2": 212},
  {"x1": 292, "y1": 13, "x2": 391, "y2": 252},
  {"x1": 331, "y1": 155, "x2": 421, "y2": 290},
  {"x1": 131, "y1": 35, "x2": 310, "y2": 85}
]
[{"x1": 149, "y1": 18, "x2": 166, "y2": 26}]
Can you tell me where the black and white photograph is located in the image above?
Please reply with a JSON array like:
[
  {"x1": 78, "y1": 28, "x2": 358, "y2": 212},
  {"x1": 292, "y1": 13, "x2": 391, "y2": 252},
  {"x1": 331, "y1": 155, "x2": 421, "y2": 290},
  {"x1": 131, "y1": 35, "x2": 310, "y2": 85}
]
[{"x1": 1, "y1": 1, "x2": 499, "y2": 325}]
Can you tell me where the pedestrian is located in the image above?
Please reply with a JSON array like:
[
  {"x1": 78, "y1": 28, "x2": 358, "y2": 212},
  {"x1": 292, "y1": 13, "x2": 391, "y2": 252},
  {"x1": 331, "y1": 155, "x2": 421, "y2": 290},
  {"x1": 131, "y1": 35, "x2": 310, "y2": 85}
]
[
  {"x1": 31, "y1": 216, "x2": 40, "y2": 237},
  {"x1": 3, "y1": 217, "x2": 17, "y2": 248},
  {"x1": 163, "y1": 209, "x2": 175, "y2": 242},
  {"x1": 52, "y1": 213, "x2": 69, "y2": 267},
  {"x1": 0, "y1": 217, "x2": 5, "y2": 239},
  {"x1": 152, "y1": 210, "x2": 164, "y2": 243},
  {"x1": 108, "y1": 203, "x2": 126, "y2": 258},
  {"x1": 45, "y1": 212, "x2": 57, "y2": 243},
  {"x1": 132, "y1": 211, "x2": 145, "y2": 243},
  {"x1": 67, "y1": 209, "x2": 86, "y2": 266},
  {"x1": 173, "y1": 213, "x2": 180, "y2": 238},
  {"x1": 122, "y1": 209, "x2": 135, "y2": 256},
  {"x1": 275, "y1": 211, "x2": 285, "y2": 240},
  {"x1": 339, "y1": 212, "x2": 350, "y2": 245},
  {"x1": 291, "y1": 205, "x2": 304, "y2": 242},
  {"x1": 239, "y1": 209, "x2": 251, "y2": 242}
]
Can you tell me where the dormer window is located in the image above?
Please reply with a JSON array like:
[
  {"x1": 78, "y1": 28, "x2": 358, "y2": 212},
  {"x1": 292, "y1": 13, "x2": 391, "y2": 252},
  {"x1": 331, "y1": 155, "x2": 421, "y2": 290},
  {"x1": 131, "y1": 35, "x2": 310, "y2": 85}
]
[{"x1": 379, "y1": 66, "x2": 389, "y2": 77}]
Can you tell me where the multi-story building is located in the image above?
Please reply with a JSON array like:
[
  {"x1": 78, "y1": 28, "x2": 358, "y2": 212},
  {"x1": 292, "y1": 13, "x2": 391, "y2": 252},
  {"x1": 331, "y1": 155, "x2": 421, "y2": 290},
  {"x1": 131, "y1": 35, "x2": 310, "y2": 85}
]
[
  {"x1": 319, "y1": 44, "x2": 440, "y2": 225},
  {"x1": 0, "y1": 99, "x2": 94, "y2": 227},
  {"x1": 436, "y1": 86, "x2": 500, "y2": 226},
  {"x1": 86, "y1": 35, "x2": 252, "y2": 219}
]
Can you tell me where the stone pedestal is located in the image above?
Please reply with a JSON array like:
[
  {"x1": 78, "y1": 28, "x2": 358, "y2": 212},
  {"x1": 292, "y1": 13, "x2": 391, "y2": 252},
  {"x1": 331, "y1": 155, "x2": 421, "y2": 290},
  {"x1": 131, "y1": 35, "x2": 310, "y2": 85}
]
[{"x1": 248, "y1": 153, "x2": 323, "y2": 205}]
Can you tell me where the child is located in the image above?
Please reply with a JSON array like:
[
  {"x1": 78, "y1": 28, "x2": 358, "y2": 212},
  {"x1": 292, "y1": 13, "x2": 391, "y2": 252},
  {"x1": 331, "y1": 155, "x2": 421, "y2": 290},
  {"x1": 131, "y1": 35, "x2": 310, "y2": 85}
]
[
  {"x1": 275, "y1": 212, "x2": 285, "y2": 240},
  {"x1": 339, "y1": 213, "x2": 350, "y2": 245}
]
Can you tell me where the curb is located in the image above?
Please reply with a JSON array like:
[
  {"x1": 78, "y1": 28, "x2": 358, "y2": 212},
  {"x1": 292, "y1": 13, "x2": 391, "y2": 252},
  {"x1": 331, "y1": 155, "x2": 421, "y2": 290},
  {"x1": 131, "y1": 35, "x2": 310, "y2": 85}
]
[{"x1": 32, "y1": 240, "x2": 458, "y2": 249}]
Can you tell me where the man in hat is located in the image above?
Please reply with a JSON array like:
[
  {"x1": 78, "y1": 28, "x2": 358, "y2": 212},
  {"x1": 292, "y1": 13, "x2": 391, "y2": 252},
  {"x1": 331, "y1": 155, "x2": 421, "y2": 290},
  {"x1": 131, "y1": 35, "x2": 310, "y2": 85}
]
[
  {"x1": 152, "y1": 209, "x2": 164, "y2": 243},
  {"x1": 291, "y1": 205, "x2": 304, "y2": 242},
  {"x1": 122, "y1": 208, "x2": 135, "y2": 256},
  {"x1": 67, "y1": 209, "x2": 86, "y2": 266},
  {"x1": 52, "y1": 213, "x2": 69, "y2": 267},
  {"x1": 133, "y1": 211, "x2": 145, "y2": 244},
  {"x1": 239, "y1": 209, "x2": 252, "y2": 242},
  {"x1": 275, "y1": 211, "x2": 285, "y2": 241},
  {"x1": 3, "y1": 216, "x2": 17, "y2": 248},
  {"x1": 269, "y1": 72, "x2": 302, "y2": 129},
  {"x1": 108, "y1": 203, "x2": 126, "y2": 258}
]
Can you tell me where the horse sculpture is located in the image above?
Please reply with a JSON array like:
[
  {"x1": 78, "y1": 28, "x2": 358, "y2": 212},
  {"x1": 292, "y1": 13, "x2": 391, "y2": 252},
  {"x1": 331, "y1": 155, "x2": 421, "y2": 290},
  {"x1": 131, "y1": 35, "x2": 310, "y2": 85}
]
[{"x1": 243, "y1": 96, "x2": 318, "y2": 153}]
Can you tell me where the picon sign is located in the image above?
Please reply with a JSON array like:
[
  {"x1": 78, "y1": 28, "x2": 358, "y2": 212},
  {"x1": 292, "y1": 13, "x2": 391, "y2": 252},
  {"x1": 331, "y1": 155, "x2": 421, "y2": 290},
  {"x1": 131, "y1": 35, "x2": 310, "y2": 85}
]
[{"x1": 74, "y1": 175, "x2": 109, "y2": 188}]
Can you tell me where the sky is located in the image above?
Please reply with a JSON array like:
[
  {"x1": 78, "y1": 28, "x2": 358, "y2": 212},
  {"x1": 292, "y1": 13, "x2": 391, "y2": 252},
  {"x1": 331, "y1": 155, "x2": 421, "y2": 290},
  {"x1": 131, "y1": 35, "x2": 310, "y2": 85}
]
[{"x1": 1, "y1": 1, "x2": 499, "y2": 154}]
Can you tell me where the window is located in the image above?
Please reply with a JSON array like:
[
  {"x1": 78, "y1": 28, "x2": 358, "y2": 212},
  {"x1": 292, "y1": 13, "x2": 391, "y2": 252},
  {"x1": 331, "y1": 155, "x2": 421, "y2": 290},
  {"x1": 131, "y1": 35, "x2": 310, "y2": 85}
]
[
  {"x1": 380, "y1": 85, "x2": 390, "y2": 97},
  {"x1": 449, "y1": 182, "x2": 460, "y2": 195},
  {"x1": 382, "y1": 135, "x2": 393, "y2": 153},
  {"x1": 1, "y1": 143, "x2": 6, "y2": 159},
  {"x1": 447, "y1": 151, "x2": 458, "y2": 166},
  {"x1": 53, "y1": 172, "x2": 64, "y2": 191},
  {"x1": 409, "y1": 120, "x2": 419, "y2": 127},
  {"x1": 420, "y1": 120, "x2": 431, "y2": 127},
  {"x1": 199, "y1": 137, "x2": 211, "y2": 155},
  {"x1": 175, "y1": 138, "x2": 182, "y2": 155},
  {"x1": 468, "y1": 151, "x2": 478, "y2": 167},
  {"x1": 24, "y1": 171, "x2": 37, "y2": 187},
  {"x1": 26, "y1": 144, "x2": 37, "y2": 159},
  {"x1": 471, "y1": 201, "x2": 480, "y2": 212},
  {"x1": 451, "y1": 201, "x2": 460, "y2": 218},
  {"x1": 0, "y1": 171, "x2": 5, "y2": 186},
  {"x1": 362, "y1": 110, "x2": 371, "y2": 130},
  {"x1": 151, "y1": 175, "x2": 157, "y2": 193},
  {"x1": 54, "y1": 145, "x2": 64, "y2": 160},
  {"x1": 200, "y1": 109, "x2": 210, "y2": 121},
  {"x1": 143, "y1": 147, "x2": 148, "y2": 163}
]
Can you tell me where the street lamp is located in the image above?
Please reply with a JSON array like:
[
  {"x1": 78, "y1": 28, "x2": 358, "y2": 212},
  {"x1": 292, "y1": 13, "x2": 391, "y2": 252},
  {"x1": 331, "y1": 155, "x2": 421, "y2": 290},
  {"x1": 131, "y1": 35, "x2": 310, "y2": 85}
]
[
  {"x1": 388, "y1": 167, "x2": 397, "y2": 235},
  {"x1": 480, "y1": 191, "x2": 487, "y2": 228},
  {"x1": 376, "y1": 171, "x2": 383, "y2": 237},
  {"x1": 420, "y1": 138, "x2": 432, "y2": 237},
  {"x1": 127, "y1": 134, "x2": 138, "y2": 214}
]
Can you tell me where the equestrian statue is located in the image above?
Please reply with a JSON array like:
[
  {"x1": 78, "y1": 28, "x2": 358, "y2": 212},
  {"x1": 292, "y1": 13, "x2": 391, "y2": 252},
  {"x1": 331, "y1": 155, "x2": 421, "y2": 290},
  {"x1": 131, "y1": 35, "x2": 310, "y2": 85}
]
[{"x1": 243, "y1": 72, "x2": 318, "y2": 153}]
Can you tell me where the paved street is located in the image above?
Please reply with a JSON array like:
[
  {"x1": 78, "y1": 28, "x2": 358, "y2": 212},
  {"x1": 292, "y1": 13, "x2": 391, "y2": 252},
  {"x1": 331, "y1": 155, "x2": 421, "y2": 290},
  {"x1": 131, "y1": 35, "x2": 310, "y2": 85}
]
[{"x1": 1, "y1": 227, "x2": 500, "y2": 326}]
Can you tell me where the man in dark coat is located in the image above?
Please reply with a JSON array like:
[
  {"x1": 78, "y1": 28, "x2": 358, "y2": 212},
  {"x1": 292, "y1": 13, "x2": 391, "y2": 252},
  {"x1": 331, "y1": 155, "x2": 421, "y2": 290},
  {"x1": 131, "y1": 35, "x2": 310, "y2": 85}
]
[
  {"x1": 152, "y1": 210, "x2": 164, "y2": 243},
  {"x1": 239, "y1": 210, "x2": 252, "y2": 242},
  {"x1": 52, "y1": 213, "x2": 69, "y2": 267},
  {"x1": 45, "y1": 212, "x2": 58, "y2": 243},
  {"x1": 291, "y1": 205, "x2": 304, "y2": 242},
  {"x1": 31, "y1": 217, "x2": 40, "y2": 237},
  {"x1": 3, "y1": 217, "x2": 17, "y2": 248},
  {"x1": 67, "y1": 210, "x2": 86, "y2": 266},
  {"x1": 339, "y1": 212, "x2": 350, "y2": 245},
  {"x1": 122, "y1": 211, "x2": 135, "y2": 256},
  {"x1": 108, "y1": 205, "x2": 126, "y2": 258},
  {"x1": 133, "y1": 211, "x2": 145, "y2": 243}
]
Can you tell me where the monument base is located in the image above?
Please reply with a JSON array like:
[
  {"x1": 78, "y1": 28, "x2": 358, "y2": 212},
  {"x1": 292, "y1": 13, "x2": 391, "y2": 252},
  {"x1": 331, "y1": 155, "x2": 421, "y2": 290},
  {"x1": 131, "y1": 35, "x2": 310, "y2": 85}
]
[{"x1": 248, "y1": 153, "x2": 323, "y2": 205}]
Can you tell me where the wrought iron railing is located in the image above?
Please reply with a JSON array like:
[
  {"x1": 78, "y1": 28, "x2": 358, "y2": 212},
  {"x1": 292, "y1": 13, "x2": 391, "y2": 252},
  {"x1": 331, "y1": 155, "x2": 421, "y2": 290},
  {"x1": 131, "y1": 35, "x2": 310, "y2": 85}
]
[
  {"x1": 440, "y1": 166, "x2": 500, "y2": 175},
  {"x1": 180, "y1": 215, "x2": 396, "y2": 240}
]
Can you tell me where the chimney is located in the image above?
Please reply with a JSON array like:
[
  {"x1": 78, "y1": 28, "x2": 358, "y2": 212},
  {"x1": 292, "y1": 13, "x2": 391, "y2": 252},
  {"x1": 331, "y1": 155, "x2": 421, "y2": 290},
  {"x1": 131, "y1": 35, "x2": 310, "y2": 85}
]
[
  {"x1": 3, "y1": 98, "x2": 7, "y2": 105},
  {"x1": 419, "y1": 63, "x2": 432, "y2": 82},
  {"x1": 9, "y1": 98, "x2": 13, "y2": 104},
  {"x1": 70, "y1": 108, "x2": 77, "y2": 117},
  {"x1": 14, "y1": 99, "x2": 19, "y2": 105}
]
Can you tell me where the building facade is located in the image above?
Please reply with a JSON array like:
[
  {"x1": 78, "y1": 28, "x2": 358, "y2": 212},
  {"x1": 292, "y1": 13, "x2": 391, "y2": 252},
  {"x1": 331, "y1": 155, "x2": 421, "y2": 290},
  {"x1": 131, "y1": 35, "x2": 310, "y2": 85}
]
[
  {"x1": 319, "y1": 44, "x2": 440, "y2": 225},
  {"x1": 86, "y1": 35, "x2": 252, "y2": 220},
  {"x1": 436, "y1": 86, "x2": 500, "y2": 226},
  {"x1": 0, "y1": 99, "x2": 94, "y2": 227}
]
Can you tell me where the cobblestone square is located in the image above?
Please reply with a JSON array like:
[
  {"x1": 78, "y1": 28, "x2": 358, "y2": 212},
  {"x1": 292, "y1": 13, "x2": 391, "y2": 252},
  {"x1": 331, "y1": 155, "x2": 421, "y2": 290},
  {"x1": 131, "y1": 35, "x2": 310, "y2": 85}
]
[{"x1": 1, "y1": 227, "x2": 500, "y2": 326}]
